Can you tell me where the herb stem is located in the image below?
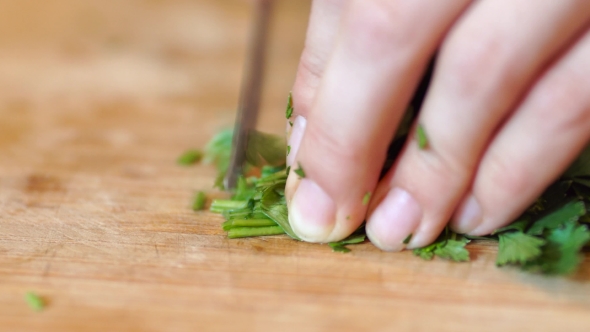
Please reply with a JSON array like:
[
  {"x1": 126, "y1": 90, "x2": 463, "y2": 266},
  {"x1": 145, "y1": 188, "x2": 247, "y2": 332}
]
[
  {"x1": 210, "y1": 200, "x2": 248, "y2": 213},
  {"x1": 228, "y1": 226, "x2": 285, "y2": 238}
]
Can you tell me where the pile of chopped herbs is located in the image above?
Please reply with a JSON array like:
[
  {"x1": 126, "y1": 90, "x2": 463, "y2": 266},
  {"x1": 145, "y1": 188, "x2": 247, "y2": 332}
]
[{"x1": 182, "y1": 67, "x2": 590, "y2": 275}]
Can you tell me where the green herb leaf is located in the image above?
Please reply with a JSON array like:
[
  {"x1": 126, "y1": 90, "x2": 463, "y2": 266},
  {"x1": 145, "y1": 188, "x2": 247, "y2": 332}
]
[
  {"x1": 416, "y1": 124, "x2": 428, "y2": 150},
  {"x1": 246, "y1": 131, "x2": 287, "y2": 167},
  {"x1": 203, "y1": 128, "x2": 233, "y2": 173},
  {"x1": 525, "y1": 223, "x2": 590, "y2": 275},
  {"x1": 192, "y1": 191, "x2": 207, "y2": 211},
  {"x1": 294, "y1": 165, "x2": 306, "y2": 178},
  {"x1": 285, "y1": 92, "x2": 294, "y2": 119},
  {"x1": 177, "y1": 149, "x2": 203, "y2": 166},
  {"x1": 25, "y1": 292, "x2": 45, "y2": 312},
  {"x1": 433, "y1": 239, "x2": 470, "y2": 262},
  {"x1": 496, "y1": 232, "x2": 545, "y2": 266},
  {"x1": 493, "y1": 218, "x2": 530, "y2": 235},
  {"x1": 287, "y1": 145, "x2": 291, "y2": 156},
  {"x1": 403, "y1": 233, "x2": 412, "y2": 244},
  {"x1": 329, "y1": 243, "x2": 351, "y2": 253},
  {"x1": 362, "y1": 192, "x2": 371, "y2": 206},
  {"x1": 527, "y1": 200, "x2": 586, "y2": 235},
  {"x1": 564, "y1": 143, "x2": 590, "y2": 179}
]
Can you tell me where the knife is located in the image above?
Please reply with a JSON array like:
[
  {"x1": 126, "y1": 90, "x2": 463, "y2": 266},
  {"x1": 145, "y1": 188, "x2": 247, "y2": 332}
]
[{"x1": 224, "y1": 0, "x2": 273, "y2": 190}]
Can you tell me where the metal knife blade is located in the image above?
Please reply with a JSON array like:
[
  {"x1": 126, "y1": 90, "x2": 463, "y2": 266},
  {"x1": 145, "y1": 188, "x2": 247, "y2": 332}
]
[{"x1": 224, "y1": 0, "x2": 273, "y2": 190}]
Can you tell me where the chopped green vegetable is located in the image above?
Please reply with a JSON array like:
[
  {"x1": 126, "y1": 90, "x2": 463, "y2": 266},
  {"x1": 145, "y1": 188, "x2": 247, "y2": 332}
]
[
  {"x1": 285, "y1": 92, "x2": 293, "y2": 119},
  {"x1": 25, "y1": 292, "x2": 45, "y2": 312},
  {"x1": 525, "y1": 223, "x2": 590, "y2": 275},
  {"x1": 189, "y1": 90, "x2": 590, "y2": 275},
  {"x1": 228, "y1": 226, "x2": 285, "y2": 238},
  {"x1": 362, "y1": 192, "x2": 371, "y2": 206},
  {"x1": 527, "y1": 200, "x2": 586, "y2": 235},
  {"x1": 496, "y1": 232, "x2": 545, "y2": 266},
  {"x1": 294, "y1": 166, "x2": 306, "y2": 178},
  {"x1": 177, "y1": 149, "x2": 203, "y2": 165},
  {"x1": 403, "y1": 234, "x2": 412, "y2": 244},
  {"x1": 416, "y1": 124, "x2": 428, "y2": 149},
  {"x1": 192, "y1": 191, "x2": 207, "y2": 211},
  {"x1": 287, "y1": 145, "x2": 291, "y2": 156}
]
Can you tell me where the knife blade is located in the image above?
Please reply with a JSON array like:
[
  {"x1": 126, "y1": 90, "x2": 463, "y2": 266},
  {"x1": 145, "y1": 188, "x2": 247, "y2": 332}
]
[{"x1": 224, "y1": 0, "x2": 273, "y2": 190}]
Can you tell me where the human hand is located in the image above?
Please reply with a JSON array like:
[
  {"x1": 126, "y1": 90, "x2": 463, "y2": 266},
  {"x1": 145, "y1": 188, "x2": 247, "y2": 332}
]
[{"x1": 284, "y1": 0, "x2": 590, "y2": 250}]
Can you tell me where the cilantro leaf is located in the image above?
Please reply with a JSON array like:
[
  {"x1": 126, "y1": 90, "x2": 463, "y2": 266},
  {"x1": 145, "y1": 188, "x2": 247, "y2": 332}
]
[
  {"x1": 496, "y1": 232, "x2": 545, "y2": 266},
  {"x1": 527, "y1": 200, "x2": 586, "y2": 235},
  {"x1": 564, "y1": 143, "x2": 590, "y2": 179},
  {"x1": 403, "y1": 233, "x2": 412, "y2": 244},
  {"x1": 362, "y1": 192, "x2": 371, "y2": 205},
  {"x1": 246, "y1": 131, "x2": 287, "y2": 167},
  {"x1": 526, "y1": 223, "x2": 590, "y2": 275},
  {"x1": 416, "y1": 124, "x2": 428, "y2": 149},
  {"x1": 192, "y1": 191, "x2": 207, "y2": 211},
  {"x1": 493, "y1": 218, "x2": 530, "y2": 235},
  {"x1": 294, "y1": 166, "x2": 305, "y2": 178},
  {"x1": 25, "y1": 292, "x2": 45, "y2": 312},
  {"x1": 177, "y1": 149, "x2": 203, "y2": 165},
  {"x1": 328, "y1": 229, "x2": 366, "y2": 253},
  {"x1": 413, "y1": 232, "x2": 470, "y2": 262},
  {"x1": 285, "y1": 92, "x2": 294, "y2": 119},
  {"x1": 203, "y1": 128, "x2": 233, "y2": 172},
  {"x1": 433, "y1": 239, "x2": 470, "y2": 262}
]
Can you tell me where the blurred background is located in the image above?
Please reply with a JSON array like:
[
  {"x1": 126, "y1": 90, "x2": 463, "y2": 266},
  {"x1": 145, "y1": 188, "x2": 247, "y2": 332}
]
[{"x1": 0, "y1": 0, "x2": 309, "y2": 160}]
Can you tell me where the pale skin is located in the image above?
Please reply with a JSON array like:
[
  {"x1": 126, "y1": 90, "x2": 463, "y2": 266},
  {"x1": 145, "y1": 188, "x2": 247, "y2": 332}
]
[{"x1": 284, "y1": 0, "x2": 590, "y2": 251}]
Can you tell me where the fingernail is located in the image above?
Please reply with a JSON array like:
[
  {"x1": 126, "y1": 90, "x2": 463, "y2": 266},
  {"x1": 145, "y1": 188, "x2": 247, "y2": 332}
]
[
  {"x1": 289, "y1": 178, "x2": 336, "y2": 242},
  {"x1": 366, "y1": 187, "x2": 422, "y2": 251},
  {"x1": 287, "y1": 116, "x2": 306, "y2": 167},
  {"x1": 452, "y1": 194, "x2": 482, "y2": 234}
]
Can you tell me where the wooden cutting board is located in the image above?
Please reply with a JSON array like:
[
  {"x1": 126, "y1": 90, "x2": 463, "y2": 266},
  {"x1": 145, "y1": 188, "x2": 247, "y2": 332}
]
[{"x1": 0, "y1": 0, "x2": 588, "y2": 331}]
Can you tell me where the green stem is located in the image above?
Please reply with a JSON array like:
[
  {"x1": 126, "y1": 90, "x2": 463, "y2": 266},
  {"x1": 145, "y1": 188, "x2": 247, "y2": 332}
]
[
  {"x1": 228, "y1": 226, "x2": 285, "y2": 239},
  {"x1": 210, "y1": 200, "x2": 248, "y2": 213},
  {"x1": 231, "y1": 219, "x2": 277, "y2": 228}
]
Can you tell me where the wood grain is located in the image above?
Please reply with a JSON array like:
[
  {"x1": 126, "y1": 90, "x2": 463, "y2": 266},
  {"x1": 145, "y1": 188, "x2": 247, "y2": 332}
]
[{"x1": 0, "y1": 1, "x2": 588, "y2": 331}]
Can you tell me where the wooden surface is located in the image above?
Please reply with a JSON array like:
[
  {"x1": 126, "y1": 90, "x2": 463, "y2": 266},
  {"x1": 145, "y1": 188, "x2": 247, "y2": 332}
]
[{"x1": 0, "y1": 1, "x2": 589, "y2": 331}]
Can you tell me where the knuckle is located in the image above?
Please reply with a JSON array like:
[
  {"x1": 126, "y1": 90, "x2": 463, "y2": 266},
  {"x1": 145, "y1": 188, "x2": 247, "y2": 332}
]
[
  {"x1": 441, "y1": 30, "x2": 522, "y2": 97},
  {"x1": 346, "y1": 0, "x2": 419, "y2": 57},
  {"x1": 533, "y1": 69, "x2": 590, "y2": 132},
  {"x1": 303, "y1": 121, "x2": 364, "y2": 165},
  {"x1": 485, "y1": 150, "x2": 532, "y2": 199}
]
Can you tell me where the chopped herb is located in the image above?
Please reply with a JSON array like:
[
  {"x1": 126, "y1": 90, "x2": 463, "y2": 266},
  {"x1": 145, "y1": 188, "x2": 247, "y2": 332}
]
[
  {"x1": 25, "y1": 292, "x2": 45, "y2": 312},
  {"x1": 403, "y1": 233, "x2": 412, "y2": 244},
  {"x1": 177, "y1": 149, "x2": 203, "y2": 165},
  {"x1": 228, "y1": 225, "x2": 285, "y2": 239},
  {"x1": 362, "y1": 192, "x2": 371, "y2": 205},
  {"x1": 192, "y1": 191, "x2": 207, "y2": 211},
  {"x1": 189, "y1": 87, "x2": 590, "y2": 275},
  {"x1": 287, "y1": 145, "x2": 291, "y2": 156},
  {"x1": 289, "y1": 121, "x2": 293, "y2": 127},
  {"x1": 294, "y1": 165, "x2": 306, "y2": 178},
  {"x1": 416, "y1": 124, "x2": 428, "y2": 149},
  {"x1": 285, "y1": 92, "x2": 293, "y2": 119},
  {"x1": 496, "y1": 232, "x2": 545, "y2": 266}
]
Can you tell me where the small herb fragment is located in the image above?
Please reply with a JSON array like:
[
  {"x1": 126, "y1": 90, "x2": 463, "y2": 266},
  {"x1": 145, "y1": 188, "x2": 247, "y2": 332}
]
[
  {"x1": 416, "y1": 124, "x2": 428, "y2": 150},
  {"x1": 25, "y1": 292, "x2": 45, "y2": 312},
  {"x1": 287, "y1": 145, "x2": 291, "y2": 156},
  {"x1": 285, "y1": 92, "x2": 293, "y2": 119},
  {"x1": 362, "y1": 192, "x2": 371, "y2": 206},
  {"x1": 294, "y1": 166, "x2": 306, "y2": 178},
  {"x1": 403, "y1": 233, "x2": 412, "y2": 244},
  {"x1": 192, "y1": 191, "x2": 207, "y2": 211},
  {"x1": 177, "y1": 149, "x2": 203, "y2": 166}
]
